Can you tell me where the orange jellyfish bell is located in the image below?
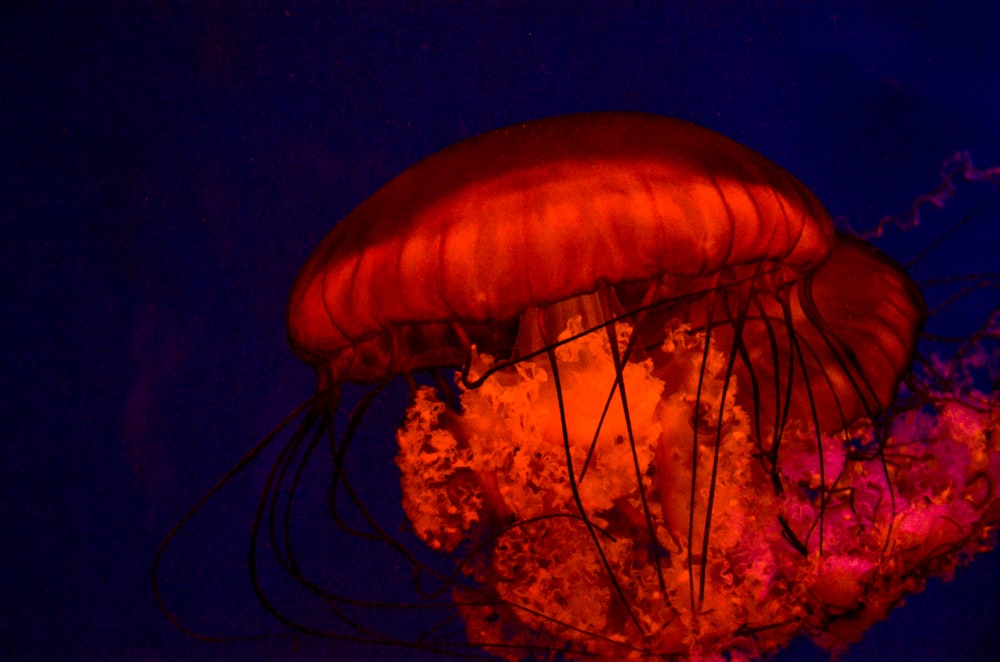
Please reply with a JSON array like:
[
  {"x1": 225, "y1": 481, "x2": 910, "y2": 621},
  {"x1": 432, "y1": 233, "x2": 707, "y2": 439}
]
[
  {"x1": 287, "y1": 113, "x2": 918, "y2": 407},
  {"x1": 275, "y1": 113, "x2": 998, "y2": 660}
]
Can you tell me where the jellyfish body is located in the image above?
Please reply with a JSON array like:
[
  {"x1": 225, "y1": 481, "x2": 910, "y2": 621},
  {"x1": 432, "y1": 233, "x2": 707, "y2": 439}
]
[{"x1": 283, "y1": 113, "x2": 999, "y2": 660}]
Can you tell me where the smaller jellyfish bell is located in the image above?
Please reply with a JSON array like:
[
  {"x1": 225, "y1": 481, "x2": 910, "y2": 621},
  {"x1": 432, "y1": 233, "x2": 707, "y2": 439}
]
[{"x1": 277, "y1": 114, "x2": 1000, "y2": 660}]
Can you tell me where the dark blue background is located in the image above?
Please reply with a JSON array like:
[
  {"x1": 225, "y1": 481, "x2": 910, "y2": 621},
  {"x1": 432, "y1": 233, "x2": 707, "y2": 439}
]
[{"x1": 4, "y1": 2, "x2": 999, "y2": 660}]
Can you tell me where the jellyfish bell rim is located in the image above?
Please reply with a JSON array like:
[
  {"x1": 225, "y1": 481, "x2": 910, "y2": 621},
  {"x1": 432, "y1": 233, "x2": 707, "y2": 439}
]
[{"x1": 286, "y1": 112, "x2": 839, "y2": 381}]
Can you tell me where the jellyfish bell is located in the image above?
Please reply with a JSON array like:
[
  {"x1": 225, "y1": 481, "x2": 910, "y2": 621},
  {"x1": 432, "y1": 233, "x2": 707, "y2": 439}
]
[
  {"x1": 287, "y1": 113, "x2": 922, "y2": 424},
  {"x1": 291, "y1": 113, "x2": 833, "y2": 379},
  {"x1": 158, "y1": 113, "x2": 999, "y2": 661}
]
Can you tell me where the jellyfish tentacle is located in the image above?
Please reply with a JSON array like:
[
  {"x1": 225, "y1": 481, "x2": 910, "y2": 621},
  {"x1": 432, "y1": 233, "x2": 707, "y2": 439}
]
[
  {"x1": 153, "y1": 395, "x2": 317, "y2": 642},
  {"x1": 544, "y1": 344, "x2": 648, "y2": 638},
  {"x1": 784, "y1": 293, "x2": 829, "y2": 553},
  {"x1": 602, "y1": 311, "x2": 668, "y2": 595},
  {"x1": 687, "y1": 279, "x2": 719, "y2": 611}
]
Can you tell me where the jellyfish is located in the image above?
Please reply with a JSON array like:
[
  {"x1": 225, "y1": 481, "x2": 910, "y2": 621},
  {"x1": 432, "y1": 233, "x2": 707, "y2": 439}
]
[{"x1": 159, "y1": 113, "x2": 1000, "y2": 660}]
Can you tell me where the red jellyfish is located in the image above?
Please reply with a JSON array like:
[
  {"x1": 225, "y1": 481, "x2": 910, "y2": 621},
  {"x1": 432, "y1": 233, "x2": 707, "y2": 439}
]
[{"x1": 166, "y1": 113, "x2": 999, "y2": 661}]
